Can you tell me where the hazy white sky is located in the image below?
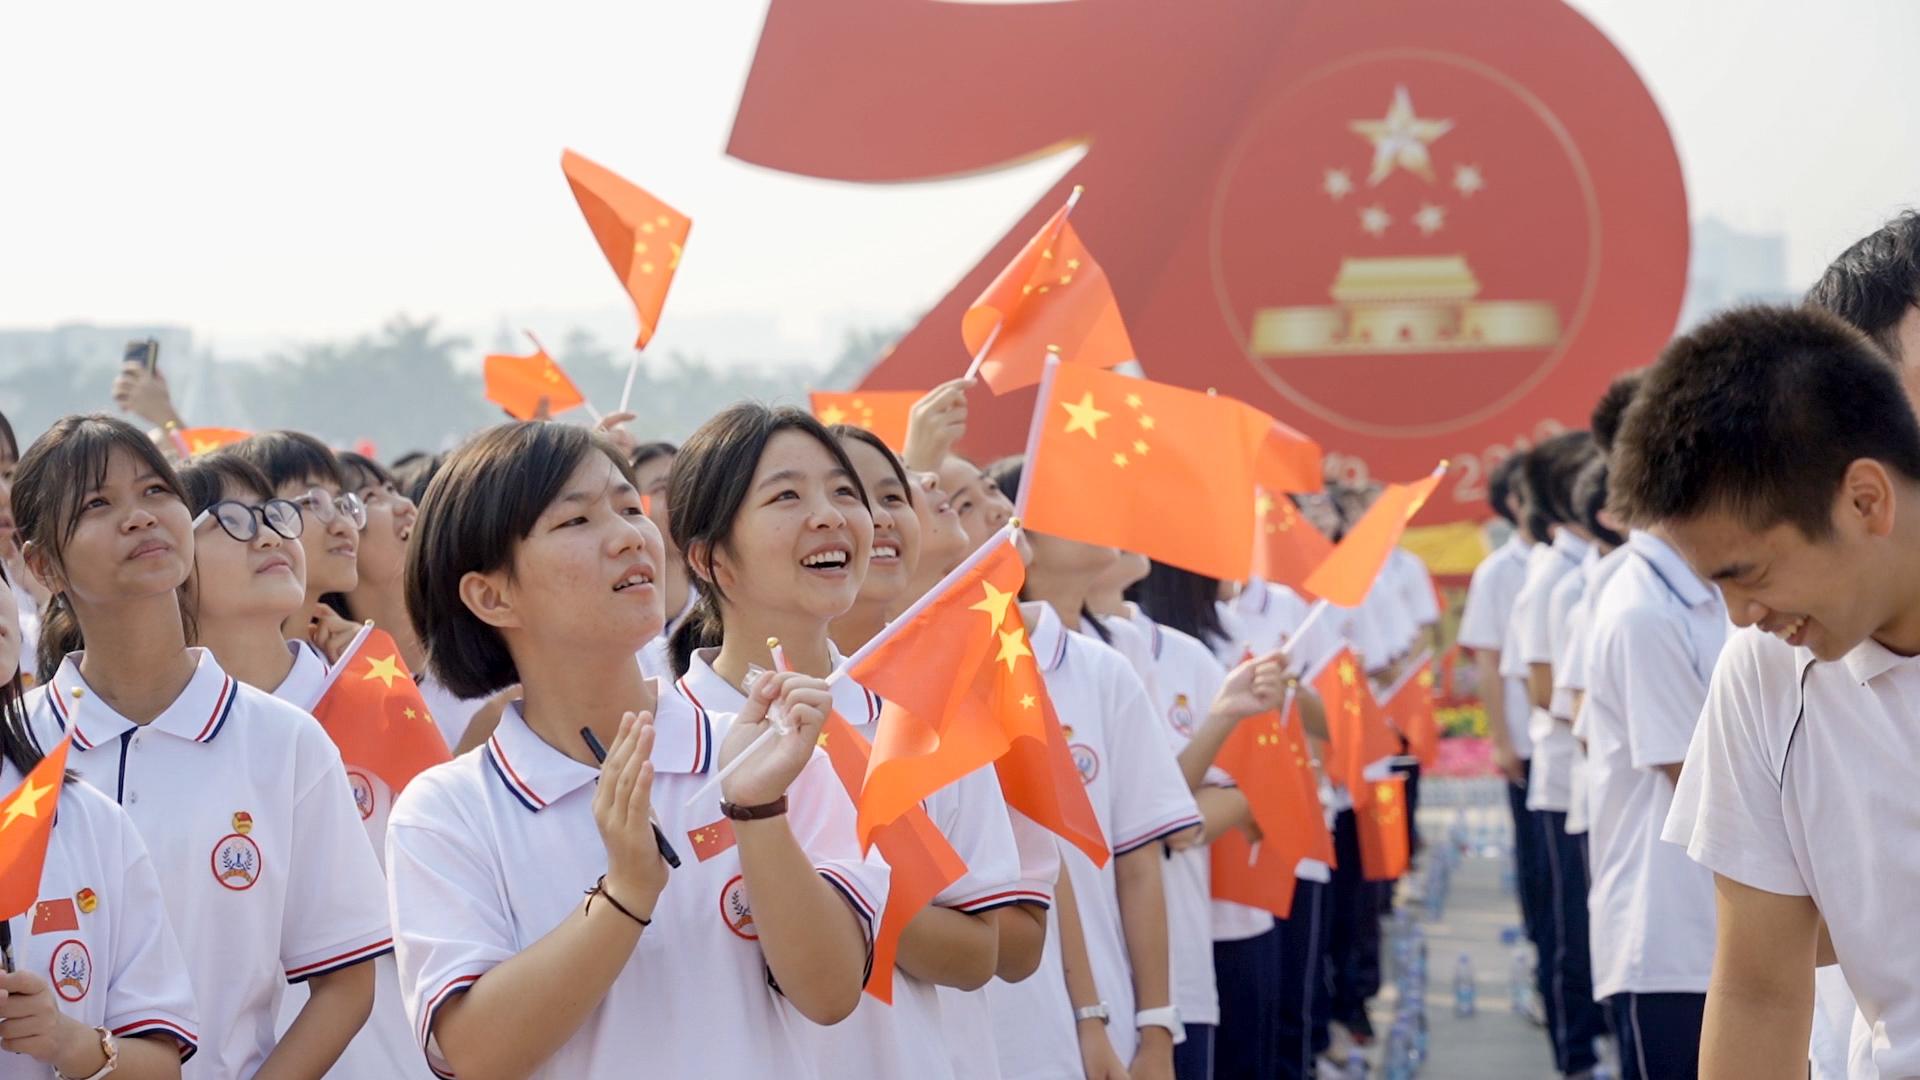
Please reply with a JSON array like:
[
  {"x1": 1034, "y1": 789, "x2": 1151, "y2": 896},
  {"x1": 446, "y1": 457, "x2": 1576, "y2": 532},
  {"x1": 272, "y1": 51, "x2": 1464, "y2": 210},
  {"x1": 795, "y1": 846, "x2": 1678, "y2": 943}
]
[{"x1": 3, "y1": 0, "x2": 1916, "y2": 362}]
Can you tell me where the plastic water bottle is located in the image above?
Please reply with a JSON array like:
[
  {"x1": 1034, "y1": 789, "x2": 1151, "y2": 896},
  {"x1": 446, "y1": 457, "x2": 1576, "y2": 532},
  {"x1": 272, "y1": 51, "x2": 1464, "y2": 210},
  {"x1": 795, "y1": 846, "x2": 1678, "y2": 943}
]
[
  {"x1": 1383, "y1": 1021, "x2": 1414, "y2": 1080},
  {"x1": 1509, "y1": 941, "x2": 1534, "y2": 1017},
  {"x1": 1453, "y1": 951, "x2": 1476, "y2": 1017},
  {"x1": 1344, "y1": 1046, "x2": 1368, "y2": 1079}
]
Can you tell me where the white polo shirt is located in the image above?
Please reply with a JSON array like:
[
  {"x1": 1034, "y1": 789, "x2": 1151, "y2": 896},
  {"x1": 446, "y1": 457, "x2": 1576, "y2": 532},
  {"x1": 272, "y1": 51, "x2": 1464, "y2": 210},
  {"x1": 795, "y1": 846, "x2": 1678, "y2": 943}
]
[
  {"x1": 1581, "y1": 532, "x2": 1726, "y2": 999},
  {"x1": 1127, "y1": 606, "x2": 1228, "y2": 1028},
  {"x1": 1457, "y1": 536, "x2": 1534, "y2": 759},
  {"x1": 1557, "y1": 545, "x2": 1634, "y2": 836},
  {"x1": 939, "y1": 809, "x2": 1063, "y2": 1080},
  {"x1": 1390, "y1": 547, "x2": 1442, "y2": 630},
  {"x1": 0, "y1": 765, "x2": 198, "y2": 1074},
  {"x1": 1506, "y1": 531, "x2": 1589, "y2": 808},
  {"x1": 677, "y1": 649, "x2": 1023, "y2": 1080},
  {"x1": 387, "y1": 681, "x2": 889, "y2": 1079},
  {"x1": 271, "y1": 640, "x2": 432, "y2": 1080},
  {"x1": 989, "y1": 603, "x2": 1203, "y2": 1064},
  {"x1": 982, "y1": 815, "x2": 1078, "y2": 1080},
  {"x1": 26, "y1": 649, "x2": 393, "y2": 1080},
  {"x1": 1664, "y1": 623, "x2": 1920, "y2": 1078}
]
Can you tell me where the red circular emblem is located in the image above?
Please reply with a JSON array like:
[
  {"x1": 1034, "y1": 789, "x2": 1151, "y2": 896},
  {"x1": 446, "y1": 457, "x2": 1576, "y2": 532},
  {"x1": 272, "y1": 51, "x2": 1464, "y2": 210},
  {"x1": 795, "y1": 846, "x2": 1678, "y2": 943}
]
[
  {"x1": 211, "y1": 833, "x2": 263, "y2": 891},
  {"x1": 719, "y1": 874, "x2": 758, "y2": 940},
  {"x1": 49, "y1": 939, "x2": 91, "y2": 1002}
]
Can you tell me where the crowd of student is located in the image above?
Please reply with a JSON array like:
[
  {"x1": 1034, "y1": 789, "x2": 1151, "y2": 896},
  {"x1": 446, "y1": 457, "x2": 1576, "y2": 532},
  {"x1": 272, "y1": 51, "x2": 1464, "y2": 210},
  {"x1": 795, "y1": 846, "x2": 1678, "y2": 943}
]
[
  {"x1": 1455, "y1": 210, "x2": 1920, "y2": 1080},
  {"x1": 3, "y1": 207, "x2": 1917, "y2": 1080}
]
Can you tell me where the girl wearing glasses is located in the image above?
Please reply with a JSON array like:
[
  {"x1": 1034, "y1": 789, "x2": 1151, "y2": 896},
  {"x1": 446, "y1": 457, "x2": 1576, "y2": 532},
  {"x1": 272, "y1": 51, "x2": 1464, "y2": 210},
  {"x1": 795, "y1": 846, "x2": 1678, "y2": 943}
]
[
  {"x1": 16, "y1": 415, "x2": 391, "y2": 1079},
  {"x1": 175, "y1": 451, "x2": 433, "y2": 1080},
  {"x1": 227, "y1": 433, "x2": 367, "y2": 661}
]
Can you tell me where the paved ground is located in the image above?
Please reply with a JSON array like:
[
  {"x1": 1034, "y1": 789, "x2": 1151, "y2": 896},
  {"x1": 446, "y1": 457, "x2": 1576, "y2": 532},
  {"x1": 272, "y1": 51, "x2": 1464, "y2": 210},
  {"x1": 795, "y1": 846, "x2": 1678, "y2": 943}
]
[{"x1": 1362, "y1": 779, "x2": 1568, "y2": 1078}]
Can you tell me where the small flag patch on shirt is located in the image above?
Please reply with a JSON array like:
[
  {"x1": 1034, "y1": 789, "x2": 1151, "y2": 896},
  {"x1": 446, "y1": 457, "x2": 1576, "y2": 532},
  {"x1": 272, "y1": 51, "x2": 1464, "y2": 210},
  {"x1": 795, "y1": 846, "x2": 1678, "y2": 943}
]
[
  {"x1": 32, "y1": 897, "x2": 79, "y2": 935},
  {"x1": 686, "y1": 818, "x2": 737, "y2": 862}
]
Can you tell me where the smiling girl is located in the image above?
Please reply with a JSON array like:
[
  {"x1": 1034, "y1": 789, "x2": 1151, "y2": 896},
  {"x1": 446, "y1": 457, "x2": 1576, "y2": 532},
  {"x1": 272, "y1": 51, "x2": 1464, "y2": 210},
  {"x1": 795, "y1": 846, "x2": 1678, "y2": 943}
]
[{"x1": 668, "y1": 405, "x2": 1023, "y2": 1079}]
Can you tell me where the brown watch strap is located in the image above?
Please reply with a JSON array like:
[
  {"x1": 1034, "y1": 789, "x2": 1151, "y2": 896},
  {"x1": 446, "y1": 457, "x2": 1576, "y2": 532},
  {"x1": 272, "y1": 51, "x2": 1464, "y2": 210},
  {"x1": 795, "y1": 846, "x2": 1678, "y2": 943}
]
[{"x1": 719, "y1": 795, "x2": 789, "y2": 821}]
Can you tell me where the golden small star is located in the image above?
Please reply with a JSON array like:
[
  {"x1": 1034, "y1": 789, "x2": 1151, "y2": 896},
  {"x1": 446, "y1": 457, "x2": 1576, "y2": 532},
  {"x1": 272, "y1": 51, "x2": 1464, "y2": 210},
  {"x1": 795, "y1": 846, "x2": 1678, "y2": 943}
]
[
  {"x1": 1058, "y1": 274, "x2": 1074, "y2": 286},
  {"x1": 1059, "y1": 392, "x2": 1112, "y2": 438},
  {"x1": 1417, "y1": 670, "x2": 1434, "y2": 689},
  {"x1": 996, "y1": 628, "x2": 1034, "y2": 673},
  {"x1": 403, "y1": 707, "x2": 417, "y2": 721},
  {"x1": 640, "y1": 221, "x2": 656, "y2": 235},
  {"x1": 362, "y1": 654, "x2": 406, "y2": 690},
  {"x1": 656, "y1": 215, "x2": 671, "y2": 228},
  {"x1": 1, "y1": 774, "x2": 53, "y2": 830},
  {"x1": 1255, "y1": 492, "x2": 1276, "y2": 516},
  {"x1": 1349, "y1": 84, "x2": 1453, "y2": 186},
  {"x1": 1323, "y1": 168, "x2": 1355, "y2": 200},
  {"x1": 819, "y1": 404, "x2": 847, "y2": 426},
  {"x1": 1132, "y1": 439, "x2": 1149, "y2": 455},
  {"x1": 970, "y1": 580, "x2": 1018, "y2": 631},
  {"x1": 1453, "y1": 164, "x2": 1485, "y2": 197},
  {"x1": 1359, "y1": 205, "x2": 1392, "y2": 238},
  {"x1": 1413, "y1": 203, "x2": 1446, "y2": 237},
  {"x1": 1137, "y1": 414, "x2": 1156, "y2": 431},
  {"x1": 633, "y1": 240, "x2": 648, "y2": 254},
  {"x1": 1338, "y1": 659, "x2": 1357, "y2": 687},
  {"x1": 1019, "y1": 694, "x2": 1037, "y2": 710},
  {"x1": 1124, "y1": 393, "x2": 1143, "y2": 410},
  {"x1": 1066, "y1": 258, "x2": 1081, "y2": 271},
  {"x1": 640, "y1": 262, "x2": 656, "y2": 274}
]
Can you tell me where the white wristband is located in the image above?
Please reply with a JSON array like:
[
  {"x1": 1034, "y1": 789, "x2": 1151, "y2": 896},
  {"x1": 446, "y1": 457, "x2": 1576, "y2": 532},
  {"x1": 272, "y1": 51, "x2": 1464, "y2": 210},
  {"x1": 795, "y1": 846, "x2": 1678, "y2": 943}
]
[{"x1": 1135, "y1": 1005, "x2": 1181, "y2": 1033}]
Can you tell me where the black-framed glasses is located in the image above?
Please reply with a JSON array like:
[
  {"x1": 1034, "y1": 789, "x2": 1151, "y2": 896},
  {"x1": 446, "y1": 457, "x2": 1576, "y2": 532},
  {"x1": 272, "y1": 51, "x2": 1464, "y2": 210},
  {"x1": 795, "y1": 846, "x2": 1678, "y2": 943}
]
[
  {"x1": 292, "y1": 488, "x2": 367, "y2": 531},
  {"x1": 192, "y1": 499, "x2": 304, "y2": 543}
]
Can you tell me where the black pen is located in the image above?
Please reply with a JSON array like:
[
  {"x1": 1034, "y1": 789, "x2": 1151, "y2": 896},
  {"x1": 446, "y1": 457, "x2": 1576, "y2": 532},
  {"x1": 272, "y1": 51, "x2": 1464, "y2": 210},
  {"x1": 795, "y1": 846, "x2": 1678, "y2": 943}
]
[{"x1": 582, "y1": 726, "x2": 681, "y2": 869}]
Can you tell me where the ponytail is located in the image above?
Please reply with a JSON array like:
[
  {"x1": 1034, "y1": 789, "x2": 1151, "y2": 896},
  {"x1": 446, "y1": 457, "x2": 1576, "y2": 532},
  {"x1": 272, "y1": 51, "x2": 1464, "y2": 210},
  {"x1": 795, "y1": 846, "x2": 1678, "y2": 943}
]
[
  {"x1": 34, "y1": 591, "x2": 83, "y2": 687},
  {"x1": 668, "y1": 588, "x2": 725, "y2": 677}
]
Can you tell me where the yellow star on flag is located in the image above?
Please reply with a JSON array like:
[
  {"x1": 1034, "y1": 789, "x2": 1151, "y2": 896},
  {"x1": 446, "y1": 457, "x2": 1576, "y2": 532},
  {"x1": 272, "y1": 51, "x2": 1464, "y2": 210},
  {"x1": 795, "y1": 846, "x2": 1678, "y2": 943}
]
[
  {"x1": 970, "y1": 581, "x2": 1018, "y2": 631},
  {"x1": 1, "y1": 775, "x2": 53, "y2": 831},
  {"x1": 996, "y1": 628, "x2": 1035, "y2": 673},
  {"x1": 1019, "y1": 694, "x2": 1037, "y2": 710},
  {"x1": 403, "y1": 707, "x2": 417, "y2": 721},
  {"x1": 1060, "y1": 393, "x2": 1112, "y2": 439},
  {"x1": 819, "y1": 404, "x2": 848, "y2": 426},
  {"x1": 1137, "y1": 414, "x2": 1156, "y2": 431},
  {"x1": 1255, "y1": 492, "x2": 1276, "y2": 516},
  {"x1": 1112, "y1": 452, "x2": 1130, "y2": 468},
  {"x1": 1132, "y1": 439, "x2": 1149, "y2": 456},
  {"x1": 1338, "y1": 659, "x2": 1358, "y2": 687},
  {"x1": 362, "y1": 654, "x2": 406, "y2": 690},
  {"x1": 1124, "y1": 393, "x2": 1143, "y2": 410}
]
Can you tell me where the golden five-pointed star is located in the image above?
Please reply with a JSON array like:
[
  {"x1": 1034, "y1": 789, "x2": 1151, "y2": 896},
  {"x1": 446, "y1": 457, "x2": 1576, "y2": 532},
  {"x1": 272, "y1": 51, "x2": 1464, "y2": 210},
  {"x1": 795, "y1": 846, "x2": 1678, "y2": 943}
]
[
  {"x1": 1359, "y1": 205, "x2": 1392, "y2": 238},
  {"x1": 1338, "y1": 659, "x2": 1358, "y2": 687},
  {"x1": 1413, "y1": 203, "x2": 1446, "y2": 236},
  {"x1": 1453, "y1": 164, "x2": 1485, "y2": 197},
  {"x1": 996, "y1": 628, "x2": 1035, "y2": 673},
  {"x1": 1255, "y1": 492, "x2": 1276, "y2": 517},
  {"x1": 1, "y1": 774, "x2": 53, "y2": 830},
  {"x1": 819, "y1": 404, "x2": 847, "y2": 425},
  {"x1": 362, "y1": 654, "x2": 406, "y2": 690},
  {"x1": 970, "y1": 580, "x2": 1017, "y2": 631},
  {"x1": 1019, "y1": 694, "x2": 1037, "y2": 710},
  {"x1": 1349, "y1": 85, "x2": 1453, "y2": 186},
  {"x1": 1323, "y1": 168, "x2": 1355, "y2": 200},
  {"x1": 1060, "y1": 392, "x2": 1111, "y2": 439}
]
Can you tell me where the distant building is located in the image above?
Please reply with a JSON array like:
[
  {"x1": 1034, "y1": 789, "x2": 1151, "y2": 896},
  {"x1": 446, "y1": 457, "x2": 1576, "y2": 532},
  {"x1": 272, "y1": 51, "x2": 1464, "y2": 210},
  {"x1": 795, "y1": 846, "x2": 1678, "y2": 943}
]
[{"x1": 1677, "y1": 217, "x2": 1798, "y2": 331}]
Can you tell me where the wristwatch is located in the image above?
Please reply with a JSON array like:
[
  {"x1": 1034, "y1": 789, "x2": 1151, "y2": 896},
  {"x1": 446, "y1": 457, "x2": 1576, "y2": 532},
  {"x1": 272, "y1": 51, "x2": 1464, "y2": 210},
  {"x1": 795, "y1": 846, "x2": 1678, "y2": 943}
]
[
  {"x1": 1135, "y1": 1006, "x2": 1182, "y2": 1035},
  {"x1": 1074, "y1": 1002, "x2": 1111, "y2": 1025},
  {"x1": 54, "y1": 1026, "x2": 118, "y2": 1080}
]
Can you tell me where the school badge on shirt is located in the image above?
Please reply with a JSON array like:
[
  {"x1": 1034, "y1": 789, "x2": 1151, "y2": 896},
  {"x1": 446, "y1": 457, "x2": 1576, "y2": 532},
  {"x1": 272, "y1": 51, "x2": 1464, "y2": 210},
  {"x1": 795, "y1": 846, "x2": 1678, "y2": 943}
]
[
  {"x1": 719, "y1": 874, "x2": 758, "y2": 940},
  {"x1": 49, "y1": 939, "x2": 91, "y2": 1002},
  {"x1": 1062, "y1": 724, "x2": 1101, "y2": 785},
  {"x1": 1169, "y1": 694, "x2": 1195, "y2": 737},
  {"x1": 346, "y1": 769, "x2": 376, "y2": 821},
  {"x1": 211, "y1": 809, "x2": 262, "y2": 891}
]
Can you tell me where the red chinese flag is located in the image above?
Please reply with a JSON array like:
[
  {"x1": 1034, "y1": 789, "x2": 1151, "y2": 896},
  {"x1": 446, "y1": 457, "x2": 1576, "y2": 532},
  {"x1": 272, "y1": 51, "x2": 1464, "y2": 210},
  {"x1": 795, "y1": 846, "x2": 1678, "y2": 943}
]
[
  {"x1": 963, "y1": 198, "x2": 1134, "y2": 394},
  {"x1": 1301, "y1": 464, "x2": 1447, "y2": 607},
  {"x1": 1208, "y1": 702, "x2": 1334, "y2": 917},
  {"x1": 809, "y1": 390, "x2": 922, "y2": 454},
  {"x1": 1356, "y1": 776, "x2": 1412, "y2": 881},
  {"x1": 847, "y1": 536, "x2": 1045, "y2": 847},
  {"x1": 1020, "y1": 363, "x2": 1275, "y2": 580},
  {"x1": 484, "y1": 341, "x2": 586, "y2": 421},
  {"x1": 1315, "y1": 650, "x2": 1399, "y2": 794},
  {"x1": 685, "y1": 818, "x2": 737, "y2": 863},
  {"x1": 561, "y1": 149, "x2": 692, "y2": 349},
  {"x1": 0, "y1": 735, "x2": 71, "y2": 920},
  {"x1": 1209, "y1": 828, "x2": 1298, "y2": 919},
  {"x1": 1256, "y1": 420, "x2": 1325, "y2": 496},
  {"x1": 993, "y1": 687, "x2": 1111, "y2": 869},
  {"x1": 814, "y1": 713, "x2": 967, "y2": 1004},
  {"x1": 308, "y1": 629, "x2": 452, "y2": 796},
  {"x1": 1382, "y1": 658, "x2": 1440, "y2": 768},
  {"x1": 1252, "y1": 488, "x2": 1335, "y2": 594},
  {"x1": 176, "y1": 427, "x2": 253, "y2": 458}
]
